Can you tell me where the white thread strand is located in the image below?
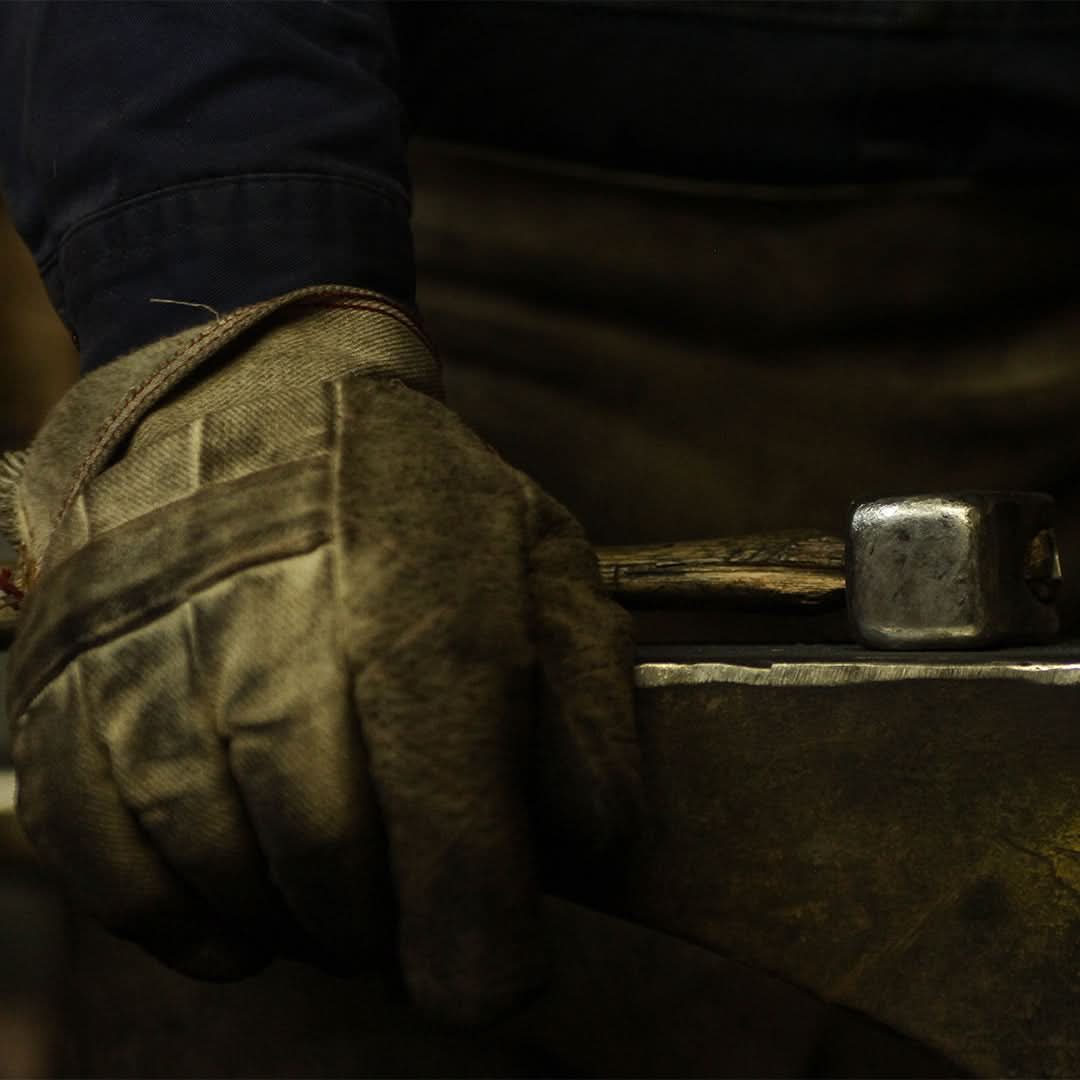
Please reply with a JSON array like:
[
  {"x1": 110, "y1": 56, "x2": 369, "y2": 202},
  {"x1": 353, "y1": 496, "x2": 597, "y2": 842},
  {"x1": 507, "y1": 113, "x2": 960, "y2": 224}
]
[{"x1": 148, "y1": 297, "x2": 222, "y2": 320}]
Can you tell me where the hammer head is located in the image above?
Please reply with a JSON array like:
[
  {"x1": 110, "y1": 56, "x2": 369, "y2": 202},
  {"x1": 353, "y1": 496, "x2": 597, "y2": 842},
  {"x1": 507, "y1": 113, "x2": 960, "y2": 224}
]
[{"x1": 846, "y1": 492, "x2": 1061, "y2": 650}]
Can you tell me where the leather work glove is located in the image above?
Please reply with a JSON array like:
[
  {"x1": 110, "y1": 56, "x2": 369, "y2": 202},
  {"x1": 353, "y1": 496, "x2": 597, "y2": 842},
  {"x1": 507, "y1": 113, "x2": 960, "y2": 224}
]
[{"x1": 1, "y1": 285, "x2": 640, "y2": 1024}]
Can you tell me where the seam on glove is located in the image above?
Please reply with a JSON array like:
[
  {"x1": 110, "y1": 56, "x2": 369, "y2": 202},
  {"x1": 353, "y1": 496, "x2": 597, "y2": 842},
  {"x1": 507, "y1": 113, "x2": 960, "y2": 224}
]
[
  {"x1": 53, "y1": 288, "x2": 435, "y2": 546},
  {"x1": 54, "y1": 305, "x2": 271, "y2": 534},
  {"x1": 288, "y1": 298, "x2": 440, "y2": 357},
  {"x1": 10, "y1": 453, "x2": 333, "y2": 723}
]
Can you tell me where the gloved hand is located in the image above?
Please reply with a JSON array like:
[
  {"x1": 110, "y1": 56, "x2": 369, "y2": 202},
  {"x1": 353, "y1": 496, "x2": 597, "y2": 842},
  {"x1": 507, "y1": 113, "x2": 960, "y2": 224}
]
[{"x1": 1, "y1": 285, "x2": 640, "y2": 1024}]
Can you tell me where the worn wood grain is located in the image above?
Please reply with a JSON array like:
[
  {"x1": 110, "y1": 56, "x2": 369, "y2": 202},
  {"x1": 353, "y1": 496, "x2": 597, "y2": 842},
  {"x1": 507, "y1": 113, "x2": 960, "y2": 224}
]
[{"x1": 596, "y1": 532, "x2": 846, "y2": 610}]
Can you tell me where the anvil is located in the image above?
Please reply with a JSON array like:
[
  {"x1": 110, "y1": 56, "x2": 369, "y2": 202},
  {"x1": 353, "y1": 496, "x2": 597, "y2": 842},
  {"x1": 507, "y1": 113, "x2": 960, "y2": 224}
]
[{"x1": 615, "y1": 638, "x2": 1080, "y2": 1078}]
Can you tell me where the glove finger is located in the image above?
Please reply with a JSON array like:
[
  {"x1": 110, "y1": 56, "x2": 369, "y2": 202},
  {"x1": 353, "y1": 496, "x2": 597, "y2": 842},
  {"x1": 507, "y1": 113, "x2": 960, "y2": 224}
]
[
  {"x1": 338, "y1": 379, "x2": 547, "y2": 1025},
  {"x1": 80, "y1": 599, "x2": 305, "y2": 955},
  {"x1": 209, "y1": 552, "x2": 393, "y2": 964},
  {"x1": 349, "y1": 595, "x2": 547, "y2": 1026},
  {"x1": 521, "y1": 484, "x2": 642, "y2": 879},
  {"x1": 12, "y1": 658, "x2": 269, "y2": 980}
]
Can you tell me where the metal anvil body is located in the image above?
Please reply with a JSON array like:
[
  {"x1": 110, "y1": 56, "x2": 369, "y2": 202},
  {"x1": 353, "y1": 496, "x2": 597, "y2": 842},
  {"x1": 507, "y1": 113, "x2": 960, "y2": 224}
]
[{"x1": 624, "y1": 639, "x2": 1080, "y2": 1078}]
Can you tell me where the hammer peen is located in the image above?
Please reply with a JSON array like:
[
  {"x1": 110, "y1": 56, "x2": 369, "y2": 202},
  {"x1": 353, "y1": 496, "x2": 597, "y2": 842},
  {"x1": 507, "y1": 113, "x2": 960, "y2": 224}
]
[{"x1": 595, "y1": 491, "x2": 1063, "y2": 650}]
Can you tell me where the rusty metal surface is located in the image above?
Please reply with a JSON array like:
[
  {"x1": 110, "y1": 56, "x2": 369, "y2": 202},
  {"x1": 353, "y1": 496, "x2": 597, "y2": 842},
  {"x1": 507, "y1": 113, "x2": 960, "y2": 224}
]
[{"x1": 626, "y1": 639, "x2": 1080, "y2": 1077}]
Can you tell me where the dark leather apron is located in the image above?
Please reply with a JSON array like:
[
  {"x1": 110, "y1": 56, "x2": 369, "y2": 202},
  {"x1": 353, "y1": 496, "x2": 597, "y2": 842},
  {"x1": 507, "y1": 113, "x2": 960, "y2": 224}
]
[{"x1": 411, "y1": 138, "x2": 1080, "y2": 630}]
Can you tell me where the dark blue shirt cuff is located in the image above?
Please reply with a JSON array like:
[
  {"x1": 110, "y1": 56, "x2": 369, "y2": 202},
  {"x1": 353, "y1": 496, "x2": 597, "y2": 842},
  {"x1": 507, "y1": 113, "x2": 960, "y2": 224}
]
[
  {"x1": 45, "y1": 173, "x2": 415, "y2": 375},
  {"x1": 0, "y1": 1, "x2": 414, "y2": 374}
]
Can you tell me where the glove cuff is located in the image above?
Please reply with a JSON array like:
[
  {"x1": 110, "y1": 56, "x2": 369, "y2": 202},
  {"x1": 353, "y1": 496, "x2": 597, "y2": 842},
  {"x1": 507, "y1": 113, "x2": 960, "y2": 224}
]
[{"x1": 1, "y1": 285, "x2": 442, "y2": 604}]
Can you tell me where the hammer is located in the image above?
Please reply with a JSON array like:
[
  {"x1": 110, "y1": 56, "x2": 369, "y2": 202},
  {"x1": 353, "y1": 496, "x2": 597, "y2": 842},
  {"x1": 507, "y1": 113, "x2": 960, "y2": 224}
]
[{"x1": 595, "y1": 491, "x2": 1062, "y2": 650}]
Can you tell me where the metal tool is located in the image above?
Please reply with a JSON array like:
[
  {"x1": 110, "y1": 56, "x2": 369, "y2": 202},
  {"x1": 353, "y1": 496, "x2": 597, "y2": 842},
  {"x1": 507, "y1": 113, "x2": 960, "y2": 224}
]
[
  {"x1": 1, "y1": 493, "x2": 1061, "y2": 652},
  {"x1": 596, "y1": 491, "x2": 1062, "y2": 649},
  {"x1": 629, "y1": 637, "x2": 1080, "y2": 1079}
]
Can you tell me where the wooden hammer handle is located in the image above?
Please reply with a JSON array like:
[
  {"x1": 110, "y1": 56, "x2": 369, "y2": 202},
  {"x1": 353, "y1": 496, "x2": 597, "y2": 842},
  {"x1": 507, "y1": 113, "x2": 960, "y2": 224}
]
[
  {"x1": 0, "y1": 536, "x2": 848, "y2": 653},
  {"x1": 595, "y1": 531, "x2": 847, "y2": 611}
]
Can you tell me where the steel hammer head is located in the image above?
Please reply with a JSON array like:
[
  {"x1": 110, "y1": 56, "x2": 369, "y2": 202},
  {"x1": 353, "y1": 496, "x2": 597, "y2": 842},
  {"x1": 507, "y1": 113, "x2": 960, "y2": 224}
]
[{"x1": 846, "y1": 492, "x2": 1061, "y2": 650}]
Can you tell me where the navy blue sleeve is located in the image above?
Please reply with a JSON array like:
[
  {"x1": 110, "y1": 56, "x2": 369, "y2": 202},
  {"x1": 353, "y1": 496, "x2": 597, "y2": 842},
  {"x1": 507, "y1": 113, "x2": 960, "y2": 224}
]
[{"x1": 0, "y1": 1, "x2": 415, "y2": 374}]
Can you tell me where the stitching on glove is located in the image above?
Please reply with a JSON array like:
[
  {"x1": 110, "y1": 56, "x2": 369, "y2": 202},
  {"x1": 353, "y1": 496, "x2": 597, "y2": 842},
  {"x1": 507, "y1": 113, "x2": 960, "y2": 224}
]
[
  {"x1": 53, "y1": 304, "x2": 262, "y2": 535},
  {"x1": 52, "y1": 287, "x2": 433, "y2": 544},
  {"x1": 288, "y1": 297, "x2": 441, "y2": 359}
]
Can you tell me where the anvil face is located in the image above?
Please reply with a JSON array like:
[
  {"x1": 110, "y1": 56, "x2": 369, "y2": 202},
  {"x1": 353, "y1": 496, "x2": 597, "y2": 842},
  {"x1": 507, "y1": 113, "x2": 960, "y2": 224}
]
[{"x1": 634, "y1": 639, "x2": 1080, "y2": 687}]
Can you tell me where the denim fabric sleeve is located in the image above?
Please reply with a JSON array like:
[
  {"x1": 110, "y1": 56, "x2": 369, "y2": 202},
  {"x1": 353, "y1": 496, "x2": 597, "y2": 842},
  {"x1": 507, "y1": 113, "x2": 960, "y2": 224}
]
[{"x1": 0, "y1": 0, "x2": 415, "y2": 375}]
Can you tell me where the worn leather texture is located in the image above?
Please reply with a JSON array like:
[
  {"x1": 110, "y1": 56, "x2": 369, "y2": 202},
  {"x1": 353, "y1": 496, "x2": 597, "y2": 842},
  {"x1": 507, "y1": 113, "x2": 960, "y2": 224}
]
[{"x1": 4, "y1": 284, "x2": 640, "y2": 1026}]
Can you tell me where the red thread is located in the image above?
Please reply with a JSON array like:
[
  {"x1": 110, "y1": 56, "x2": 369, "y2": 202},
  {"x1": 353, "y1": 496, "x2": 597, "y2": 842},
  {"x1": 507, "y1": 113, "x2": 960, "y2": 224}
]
[{"x1": 0, "y1": 566, "x2": 24, "y2": 608}]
